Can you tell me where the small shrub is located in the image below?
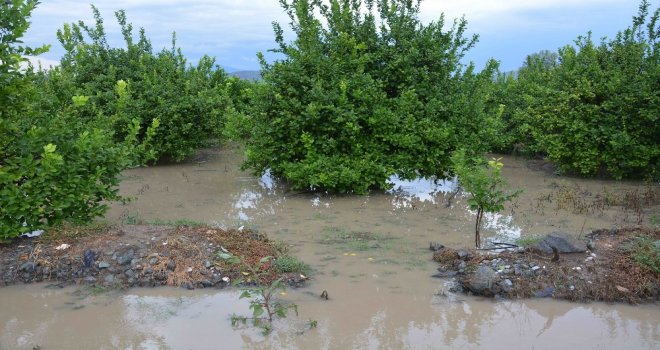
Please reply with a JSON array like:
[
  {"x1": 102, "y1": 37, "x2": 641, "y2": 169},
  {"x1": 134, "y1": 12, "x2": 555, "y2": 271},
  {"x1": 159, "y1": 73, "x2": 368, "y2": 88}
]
[
  {"x1": 274, "y1": 255, "x2": 310, "y2": 275},
  {"x1": 217, "y1": 253, "x2": 299, "y2": 335},
  {"x1": 451, "y1": 149, "x2": 522, "y2": 248},
  {"x1": 625, "y1": 235, "x2": 660, "y2": 274}
]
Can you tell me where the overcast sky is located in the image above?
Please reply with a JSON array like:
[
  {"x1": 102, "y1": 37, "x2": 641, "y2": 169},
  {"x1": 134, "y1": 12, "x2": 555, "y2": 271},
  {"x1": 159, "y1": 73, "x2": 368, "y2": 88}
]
[{"x1": 24, "y1": 0, "x2": 644, "y2": 72}]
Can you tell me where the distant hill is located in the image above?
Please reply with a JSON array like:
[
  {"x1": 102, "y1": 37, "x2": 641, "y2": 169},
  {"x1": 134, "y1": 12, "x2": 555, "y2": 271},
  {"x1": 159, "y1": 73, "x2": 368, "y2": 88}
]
[{"x1": 229, "y1": 70, "x2": 262, "y2": 81}]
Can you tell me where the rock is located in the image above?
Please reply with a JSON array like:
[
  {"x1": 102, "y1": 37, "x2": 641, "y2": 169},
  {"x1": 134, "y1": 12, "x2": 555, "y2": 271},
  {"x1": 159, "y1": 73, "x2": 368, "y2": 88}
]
[
  {"x1": 83, "y1": 249, "x2": 96, "y2": 268},
  {"x1": 124, "y1": 269, "x2": 136, "y2": 278},
  {"x1": 98, "y1": 261, "x2": 111, "y2": 269},
  {"x1": 503, "y1": 279, "x2": 513, "y2": 287},
  {"x1": 143, "y1": 267, "x2": 153, "y2": 275},
  {"x1": 166, "y1": 260, "x2": 176, "y2": 271},
  {"x1": 104, "y1": 274, "x2": 116, "y2": 284},
  {"x1": 117, "y1": 249, "x2": 135, "y2": 265},
  {"x1": 201, "y1": 280, "x2": 213, "y2": 288},
  {"x1": 465, "y1": 266, "x2": 500, "y2": 295},
  {"x1": 534, "y1": 232, "x2": 587, "y2": 254},
  {"x1": 149, "y1": 257, "x2": 159, "y2": 265},
  {"x1": 83, "y1": 276, "x2": 96, "y2": 284},
  {"x1": 20, "y1": 262, "x2": 37, "y2": 273},
  {"x1": 432, "y1": 268, "x2": 458, "y2": 278},
  {"x1": 204, "y1": 260, "x2": 212, "y2": 269},
  {"x1": 456, "y1": 249, "x2": 471, "y2": 260},
  {"x1": 429, "y1": 242, "x2": 445, "y2": 252},
  {"x1": 587, "y1": 240, "x2": 596, "y2": 251},
  {"x1": 514, "y1": 264, "x2": 524, "y2": 276},
  {"x1": 457, "y1": 261, "x2": 467, "y2": 270},
  {"x1": 534, "y1": 287, "x2": 555, "y2": 298}
]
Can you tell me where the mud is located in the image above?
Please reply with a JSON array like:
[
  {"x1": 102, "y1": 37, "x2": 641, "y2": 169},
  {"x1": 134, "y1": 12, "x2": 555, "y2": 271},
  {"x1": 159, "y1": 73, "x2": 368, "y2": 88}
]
[
  {"x1": 0, "y1": 225, "x2": 306, "y2": 289},
  {"x1": 435, "y1": 227, "x2": 659, "y2": 303}
]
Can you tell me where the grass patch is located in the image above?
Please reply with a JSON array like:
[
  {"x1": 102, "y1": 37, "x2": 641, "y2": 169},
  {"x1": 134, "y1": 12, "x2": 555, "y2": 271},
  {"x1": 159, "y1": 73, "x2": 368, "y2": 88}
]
[
  {"x1": 624, "y1": 235, "x2": 660, "y2": 274},
  {"x1": 150, "y1": 218, "x2": 207, "y2": 227},
  {"x1": 38, "y1": 221, "x2": 112, "y2": 243},
  {"x1": 318, "y1": 227, "x2": 397, "y2": 251},
  {"x1": 274, "y1": 255, "x2": 311, "y2": 275},
  {"x1": 515, "y1": 234, "x2": 544, "y2": 247}
]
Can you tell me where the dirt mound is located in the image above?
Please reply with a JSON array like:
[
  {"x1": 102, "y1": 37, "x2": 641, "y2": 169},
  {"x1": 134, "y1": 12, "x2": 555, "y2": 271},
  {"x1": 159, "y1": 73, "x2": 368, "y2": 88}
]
[
  {"x1": 433, "y1": 227, "x2": 659, "y2": 304},
  {"x1": 0, "y1": 225, "x2": 306, "y2": 290}
]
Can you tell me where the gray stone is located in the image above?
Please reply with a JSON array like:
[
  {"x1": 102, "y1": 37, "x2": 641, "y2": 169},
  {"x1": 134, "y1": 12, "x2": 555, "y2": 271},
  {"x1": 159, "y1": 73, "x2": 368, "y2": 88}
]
[
  {"x1": 465, "y1": 266, "x2": 499, "y2": 295},
  {"x1": 83, "y1": 249, "x2": 96, "y2": 268},
  {"x1": 534, "y1": 287, "x2": 555, "y2": 298},
  {"x1": 124, "y1": 269, "x2": 136, "y2": 278},
  {"x1": 201, "y1": 280, "x2": 213, "y2": 287},
  {"x1": 104, "y1": 274, "x2": 116, "y2": 284},
  {"x1": 429, "y1": 242, "x2": 445, "y2": 252},
  {"x1": 20, "y1": 262, "x2": 36, "y2": 273},
  {"x1": 83, "y1": 276, "x2": 96, "y2": 284},
  {"x1": 117, "y1": 249, "x2": 135, "y2": 265},
  {"x1": 456, "y1": 249, "x2": 471, "y2": 260},
  {"x1": 534, "y1": 232, "x2": 587, "y2": 254},
  {"x1": 204, "y1": 260, "x2": 212, "y2": 269},
  {"x1": 458, "y1": 261, "x2": 467, "y2": 270},
  {"x1": 514, "y1": 264, "x2": 524, "y2": 276},
  {"x1": 98, "y1": 261, "x2": 111, "y2": 269},
  {"x1": 166, "y1": 260, "x2": 176, "y2": 271},
  {"x1": 433, "y1": 269, "x2": 458, "y2": 278},
  {"x1": 149, "y1": 257, "x2": 159, "y2": 265},
  {"x1": 503, "y1": 279, "x2": 513, "y2": 287}
]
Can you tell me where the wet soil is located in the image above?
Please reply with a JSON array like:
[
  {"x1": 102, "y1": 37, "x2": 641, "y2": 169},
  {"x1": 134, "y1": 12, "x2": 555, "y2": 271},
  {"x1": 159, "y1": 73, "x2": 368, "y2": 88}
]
[
  {"x1": 0, "y1": 225, "x2": 307, "y2": 290},
  {"x1": 435, "y1": 226, "x2": 659, "y2": 303}
]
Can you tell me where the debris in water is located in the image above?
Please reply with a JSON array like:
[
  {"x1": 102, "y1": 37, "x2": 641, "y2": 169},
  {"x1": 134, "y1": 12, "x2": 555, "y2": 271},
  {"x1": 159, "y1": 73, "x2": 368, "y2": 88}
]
[{"x1": 21, "y1": 230, "x2": 44, "y2": 238}]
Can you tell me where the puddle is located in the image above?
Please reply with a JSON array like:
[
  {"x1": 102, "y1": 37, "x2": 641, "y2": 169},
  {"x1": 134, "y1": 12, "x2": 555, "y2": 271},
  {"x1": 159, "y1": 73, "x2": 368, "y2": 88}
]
[
  {"x1": 2, "y1": 146, "x2": 658, "y2": 348},
  {"x1": 0, "y1": 284, "x2": 658, "y2": 349}
]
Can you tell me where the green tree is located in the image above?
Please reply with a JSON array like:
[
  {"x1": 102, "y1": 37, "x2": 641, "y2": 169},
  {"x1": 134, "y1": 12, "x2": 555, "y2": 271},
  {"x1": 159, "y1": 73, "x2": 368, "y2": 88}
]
[
  {"x1": 496, "y1": 0, "x2": 659, "y2": 179},
  {"x1": 451, "y1": 150, "x2": 521, "y2": 248},
  {"x1": 243, "y1": 0, "x2": 499, "y2": 193},
  {"x1": 0, "y1": 1, "x2": 135, "y2": 240},
  {"x1": 52, "y1": 6, "x2": 237, "y2": 162}
]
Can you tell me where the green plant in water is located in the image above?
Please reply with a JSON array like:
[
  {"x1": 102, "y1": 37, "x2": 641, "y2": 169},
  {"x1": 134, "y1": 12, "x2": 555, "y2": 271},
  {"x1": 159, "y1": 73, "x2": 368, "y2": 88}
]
[
  {"x1": 451, "y1": 149, "x2": 522, "y2": 248},
  {"x1": 217, "y1": 252, "x2": 299, "y2": 335},
  {"x1": 274, "y1": 255, "x2": 311, "y2": 275}
]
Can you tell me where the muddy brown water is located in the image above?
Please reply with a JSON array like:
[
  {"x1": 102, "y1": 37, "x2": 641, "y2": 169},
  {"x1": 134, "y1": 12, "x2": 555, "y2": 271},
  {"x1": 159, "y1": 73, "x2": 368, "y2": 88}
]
[{"x1": 2, "y1": 146, "x2": 658, "y2": 349}]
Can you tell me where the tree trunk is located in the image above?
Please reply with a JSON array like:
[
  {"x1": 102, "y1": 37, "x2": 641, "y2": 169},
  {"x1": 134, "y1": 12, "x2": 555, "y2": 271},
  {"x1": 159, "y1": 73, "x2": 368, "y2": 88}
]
[{"x1": 475, "y1": 207, "x2": 483, "y2": 248}]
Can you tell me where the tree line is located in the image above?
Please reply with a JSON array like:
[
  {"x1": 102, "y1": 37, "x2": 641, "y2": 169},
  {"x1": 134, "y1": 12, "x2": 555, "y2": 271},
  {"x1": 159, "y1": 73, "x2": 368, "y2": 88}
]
[{"x1": 1, "y1": 0, "x2": 657, "y2": 240}]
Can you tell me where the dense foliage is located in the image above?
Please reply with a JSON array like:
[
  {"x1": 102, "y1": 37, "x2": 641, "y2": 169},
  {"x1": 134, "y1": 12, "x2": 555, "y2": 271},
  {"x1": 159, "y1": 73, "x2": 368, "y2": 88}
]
[
  {"x1": 495, "y1": 1, "x2": 659, "y2": 179},
  {"x1": 242, "y1": 0, "x2": 501, "y2": 193},
  {"x1": 1, "y1": 0, "x2": 134, "y2": 240},
  {"x1": 48, "y1": 6, "x2": 238, "y2": 162},
  {"x1": 3, "y1": 0, "x2": 657, "y2": 240}
]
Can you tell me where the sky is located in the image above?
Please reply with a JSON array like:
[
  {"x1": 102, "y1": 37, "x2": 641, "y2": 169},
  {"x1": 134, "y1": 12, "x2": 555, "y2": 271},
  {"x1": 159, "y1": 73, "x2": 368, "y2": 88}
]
[{"x1": 23, "y1": 0, "x2": 646, "y2": 72}]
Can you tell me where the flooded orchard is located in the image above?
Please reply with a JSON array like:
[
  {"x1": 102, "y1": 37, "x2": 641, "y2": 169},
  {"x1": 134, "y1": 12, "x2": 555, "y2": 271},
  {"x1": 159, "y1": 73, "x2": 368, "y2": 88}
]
[{"x1": 2, "y1": 146, "x2": 658, "y2": 349}]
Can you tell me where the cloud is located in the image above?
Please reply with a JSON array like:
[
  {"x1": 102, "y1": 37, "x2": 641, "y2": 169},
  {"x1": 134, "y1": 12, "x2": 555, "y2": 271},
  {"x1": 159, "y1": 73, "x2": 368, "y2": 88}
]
[
  {"x1": 22, "y1": 0, "x2": 644, "y2": 71},
  {"x1": 19, "y1": 56, "x2": 60, "y2": 71}
]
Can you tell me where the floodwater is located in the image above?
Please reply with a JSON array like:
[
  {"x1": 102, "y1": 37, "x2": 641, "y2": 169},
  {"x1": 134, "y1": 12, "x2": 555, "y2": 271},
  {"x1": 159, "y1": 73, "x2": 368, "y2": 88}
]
[{"x1": 1, "y1": 146, "x2": 658, "y2": 349}]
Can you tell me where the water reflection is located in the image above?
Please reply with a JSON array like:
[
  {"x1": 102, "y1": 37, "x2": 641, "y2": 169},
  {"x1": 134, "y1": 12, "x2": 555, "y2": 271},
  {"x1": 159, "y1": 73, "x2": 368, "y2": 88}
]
[
  {"x1": 0, "y1": 282, "x2": 658, "y2": 349},
  {"x1": 386, "y1": 175, "x2": 458, "y2": 209}
]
